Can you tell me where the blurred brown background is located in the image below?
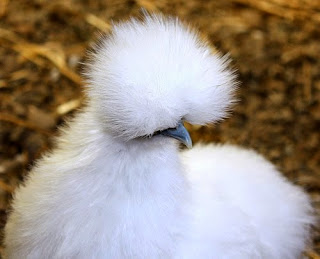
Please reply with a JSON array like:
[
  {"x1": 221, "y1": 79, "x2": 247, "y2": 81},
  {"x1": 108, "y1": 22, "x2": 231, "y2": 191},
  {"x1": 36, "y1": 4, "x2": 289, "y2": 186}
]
[{"x1": 0, "y1": 0, "x2": 319, "y2": 257}]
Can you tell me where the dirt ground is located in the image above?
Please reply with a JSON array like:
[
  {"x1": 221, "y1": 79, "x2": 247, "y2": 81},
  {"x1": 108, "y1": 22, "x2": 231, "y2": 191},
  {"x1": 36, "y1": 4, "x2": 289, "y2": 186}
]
[{"x1": 0, "y1": 0, "x2": 319, "y2": 257}]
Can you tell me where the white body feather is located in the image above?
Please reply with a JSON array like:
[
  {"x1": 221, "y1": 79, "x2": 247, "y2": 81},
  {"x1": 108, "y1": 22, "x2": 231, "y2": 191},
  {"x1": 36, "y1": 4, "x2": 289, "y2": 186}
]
[{"x1": 4, "y1": 15, "x2": 313, "y2": 259}]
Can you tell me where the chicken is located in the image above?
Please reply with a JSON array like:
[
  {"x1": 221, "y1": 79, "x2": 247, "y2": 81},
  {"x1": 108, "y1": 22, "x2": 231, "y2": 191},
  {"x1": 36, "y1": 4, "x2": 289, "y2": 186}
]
[{"x1": 4, "y1": 14, "x2": 313, "y2": 259}]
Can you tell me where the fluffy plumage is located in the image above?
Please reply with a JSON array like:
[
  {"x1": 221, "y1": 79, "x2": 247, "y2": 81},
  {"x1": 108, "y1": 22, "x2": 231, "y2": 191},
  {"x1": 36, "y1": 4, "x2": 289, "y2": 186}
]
[
  {"x1": 86, "y1": 15, "x2": 236, "y2": 140},
  {"x1": 4, "y1": 15, "x2": 313, "y2": 259}
]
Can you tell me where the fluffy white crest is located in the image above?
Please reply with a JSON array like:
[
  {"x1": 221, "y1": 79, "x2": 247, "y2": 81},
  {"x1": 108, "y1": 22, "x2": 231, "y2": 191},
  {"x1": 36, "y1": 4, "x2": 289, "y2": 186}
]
[{"x1": 86, "y1": 15, "x2": 237, "y2": 140}]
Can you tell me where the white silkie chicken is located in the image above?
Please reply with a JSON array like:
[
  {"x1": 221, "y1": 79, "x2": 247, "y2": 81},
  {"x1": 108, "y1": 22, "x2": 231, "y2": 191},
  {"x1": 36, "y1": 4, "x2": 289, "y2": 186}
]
[{"x1": 5, "y1": 15, "x2": 314, "y2": 259}]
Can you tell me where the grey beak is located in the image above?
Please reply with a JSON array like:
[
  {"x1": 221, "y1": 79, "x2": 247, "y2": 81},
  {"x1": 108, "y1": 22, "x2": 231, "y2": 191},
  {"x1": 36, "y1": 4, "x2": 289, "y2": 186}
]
[{"x1": 160, "y1": 121, "x2": 192, "y2": 148}]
